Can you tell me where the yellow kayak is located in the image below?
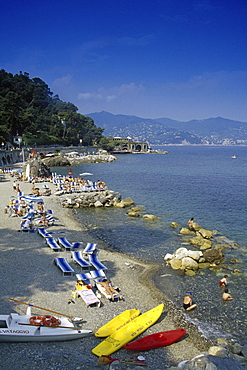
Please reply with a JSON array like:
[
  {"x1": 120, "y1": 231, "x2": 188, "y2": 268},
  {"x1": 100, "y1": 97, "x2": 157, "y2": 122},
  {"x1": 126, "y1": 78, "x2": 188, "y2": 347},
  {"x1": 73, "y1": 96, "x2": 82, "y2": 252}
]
[
  {"x1": 95, "y1": 309, "x2": 141, "y2": 337},
  {"x1": 92, "y1": 303, "x2": 164, "y2": 356}
]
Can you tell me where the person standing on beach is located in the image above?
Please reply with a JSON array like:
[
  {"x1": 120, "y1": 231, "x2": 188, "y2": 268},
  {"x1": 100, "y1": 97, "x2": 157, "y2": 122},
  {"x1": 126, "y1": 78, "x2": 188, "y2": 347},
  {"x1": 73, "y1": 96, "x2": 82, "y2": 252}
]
[
  {"x1": 12, "y1": 180, "x2": 17, "y2": 192},
  {"x1": 183, "y1": 292, "x2": 197, "y2": 311},
  {"x1": 222, "y1": 288, "x2": 233, "y2": 301}
]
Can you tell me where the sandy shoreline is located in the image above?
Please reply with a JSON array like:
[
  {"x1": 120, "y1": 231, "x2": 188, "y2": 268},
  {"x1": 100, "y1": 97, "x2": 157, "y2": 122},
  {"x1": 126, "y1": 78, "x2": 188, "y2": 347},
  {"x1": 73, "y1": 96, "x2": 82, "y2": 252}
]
[{"x1": 0, "y1": 172, "x2": 212, "y2": 369}]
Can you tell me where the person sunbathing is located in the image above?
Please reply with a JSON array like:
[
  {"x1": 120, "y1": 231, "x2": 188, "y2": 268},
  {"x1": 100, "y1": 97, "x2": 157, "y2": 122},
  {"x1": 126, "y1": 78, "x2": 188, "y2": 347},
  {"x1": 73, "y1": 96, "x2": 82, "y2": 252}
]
[
  {"x1": 97, "y1": 279, "x2": 123, "y2": 301},
  {"x1": 38, "y1": 213, "x2": 49, "y2": 227}
]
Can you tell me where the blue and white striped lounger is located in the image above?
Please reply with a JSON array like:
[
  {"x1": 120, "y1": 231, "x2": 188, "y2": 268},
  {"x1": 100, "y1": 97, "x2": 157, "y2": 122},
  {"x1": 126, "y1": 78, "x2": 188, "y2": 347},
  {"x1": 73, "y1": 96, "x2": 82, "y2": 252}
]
[
  {"x1": 82, "y1": 243, "x2": 98, "y2": 255},
  {"x1": 88, "y1": 254, "x2": 107, "y2": 271},
  {"x1": 21, "y1": 196, "x2": 43, "y2": 203},
  {"x1": 90, "y1": 270, "x2": 106, "y2": 280},
  {"x1": 54, "y1": 257, "x2": 75, "y2": 276},
  {"x1": 38, "y1": 228, "x2": 52, "y2": 238},
  {"x1": 46, "y1": 237, "x2": 62, "y2": 252},
  {"x1": 57, "y1": 237, "x2": 73, "y2": 251},
  {"x1": 76, "y1": 272, "x2": 92, "y2": 285},
  {"x1": 71, "y1": 251, "x2": 91, "y2": 270},
  {"x1": 71, "y1": 242, "x2": 82, "y2": 250}
]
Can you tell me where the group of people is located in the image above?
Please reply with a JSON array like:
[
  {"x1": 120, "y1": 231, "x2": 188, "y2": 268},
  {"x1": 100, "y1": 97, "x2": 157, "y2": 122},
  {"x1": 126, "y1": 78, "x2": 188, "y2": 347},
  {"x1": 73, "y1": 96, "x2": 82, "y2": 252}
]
[
  {"x1": 183, "y1": 218, "x2": 233, "y2": 311},
  {"x1": 69, "y1": 278, "x2": 123, "y2": 304},
  {"x1": 54, "y1": 175, "x2": 106, "y2": 194},
  {"x1": 183, "y1": 275, "x2": 233, "y2": 312}
]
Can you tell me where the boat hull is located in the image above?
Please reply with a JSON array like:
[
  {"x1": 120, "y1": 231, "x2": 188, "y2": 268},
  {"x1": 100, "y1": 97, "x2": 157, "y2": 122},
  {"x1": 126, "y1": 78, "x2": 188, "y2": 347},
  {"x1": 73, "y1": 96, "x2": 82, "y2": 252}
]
[
  {"x1": 123, "y1": 328, "x2": 186, "y2": 350},
  {"x1": 0, "y1": 330, "x2": 92, "y2": 342},
  {"x1": 92, "y1": 303, "x2": 164, "y2": 356},
  {"x1": 0, "y1": 312, "x2": 92, "y2": 342}
]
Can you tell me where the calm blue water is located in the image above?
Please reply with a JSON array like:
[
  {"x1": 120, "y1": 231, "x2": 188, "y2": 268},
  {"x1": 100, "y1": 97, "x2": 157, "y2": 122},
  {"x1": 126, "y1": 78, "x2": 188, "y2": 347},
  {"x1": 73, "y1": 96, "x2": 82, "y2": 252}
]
[{"x1": 52, "y1": 146, "x2": 247, "y2": 343}]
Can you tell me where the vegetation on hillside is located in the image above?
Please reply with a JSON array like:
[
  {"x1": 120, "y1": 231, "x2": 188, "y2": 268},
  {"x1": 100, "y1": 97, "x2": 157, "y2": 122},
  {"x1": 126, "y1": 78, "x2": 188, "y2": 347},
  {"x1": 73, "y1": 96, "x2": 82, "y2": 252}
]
[{"x1": 0, "y1": 69, "x2": 104, "y2": 147}]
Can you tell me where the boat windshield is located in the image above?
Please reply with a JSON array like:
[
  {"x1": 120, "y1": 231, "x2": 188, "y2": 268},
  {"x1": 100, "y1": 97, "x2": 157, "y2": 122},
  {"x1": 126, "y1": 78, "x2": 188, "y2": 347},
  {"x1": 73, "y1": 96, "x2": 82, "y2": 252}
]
[{"x1": 0, "y1": 320, "x2": 8, "y2": 328}]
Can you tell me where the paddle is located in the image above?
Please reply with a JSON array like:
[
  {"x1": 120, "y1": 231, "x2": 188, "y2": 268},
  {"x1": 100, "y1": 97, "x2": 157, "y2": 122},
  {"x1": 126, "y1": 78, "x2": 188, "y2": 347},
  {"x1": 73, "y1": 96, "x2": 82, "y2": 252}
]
[
  {"x1": 98, "y1": 355, "x2": 147, "y2": 366},
  {"x1": 18, "y1": 323, "x2": 83, "y2": 330},
  {"x1": 8, "y1": 298, "x2": 74, "y2": 319}
]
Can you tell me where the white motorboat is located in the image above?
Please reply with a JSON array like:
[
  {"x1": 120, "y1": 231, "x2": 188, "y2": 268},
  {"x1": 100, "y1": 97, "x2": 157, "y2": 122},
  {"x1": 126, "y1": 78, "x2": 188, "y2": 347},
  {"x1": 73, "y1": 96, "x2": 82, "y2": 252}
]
[{"x1": 0, "y1": 306, "x2": 92, "y2": 342}]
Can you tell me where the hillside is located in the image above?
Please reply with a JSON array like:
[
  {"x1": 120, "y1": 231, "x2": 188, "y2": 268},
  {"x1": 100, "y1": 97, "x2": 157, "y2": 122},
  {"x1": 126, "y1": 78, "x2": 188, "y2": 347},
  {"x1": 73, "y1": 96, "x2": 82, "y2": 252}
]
[{"x1": 87, "y1": 111, "x2": 247, "y2": 145}]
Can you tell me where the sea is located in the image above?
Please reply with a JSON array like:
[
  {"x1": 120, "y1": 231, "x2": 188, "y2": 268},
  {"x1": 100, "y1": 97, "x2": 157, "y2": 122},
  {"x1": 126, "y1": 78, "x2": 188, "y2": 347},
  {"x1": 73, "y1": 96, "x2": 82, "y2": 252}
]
[{"x1": 52, "y1": 145, "x2": 247, "y2": 344}]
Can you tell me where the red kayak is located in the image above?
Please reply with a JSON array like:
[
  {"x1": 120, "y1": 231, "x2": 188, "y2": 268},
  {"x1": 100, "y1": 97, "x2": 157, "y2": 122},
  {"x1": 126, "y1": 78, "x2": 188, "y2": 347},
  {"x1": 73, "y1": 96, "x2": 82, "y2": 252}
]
[{"x1": 123, "y1": 328, "x2": 186, "y2": 351}]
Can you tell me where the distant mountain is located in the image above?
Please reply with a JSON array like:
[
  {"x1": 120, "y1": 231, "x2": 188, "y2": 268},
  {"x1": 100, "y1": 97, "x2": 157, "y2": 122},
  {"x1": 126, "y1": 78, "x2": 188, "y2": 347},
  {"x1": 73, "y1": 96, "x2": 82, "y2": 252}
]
[{"x1": 87, "y1": 111, "x2": 247, "y2": 145}]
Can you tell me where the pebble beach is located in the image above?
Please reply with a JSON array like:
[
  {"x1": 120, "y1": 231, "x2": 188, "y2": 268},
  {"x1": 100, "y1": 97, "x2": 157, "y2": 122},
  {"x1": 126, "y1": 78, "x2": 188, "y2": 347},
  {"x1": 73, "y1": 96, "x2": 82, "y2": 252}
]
[{"x1": 0, "y1": 171, "x2": 214, "y2": 370}]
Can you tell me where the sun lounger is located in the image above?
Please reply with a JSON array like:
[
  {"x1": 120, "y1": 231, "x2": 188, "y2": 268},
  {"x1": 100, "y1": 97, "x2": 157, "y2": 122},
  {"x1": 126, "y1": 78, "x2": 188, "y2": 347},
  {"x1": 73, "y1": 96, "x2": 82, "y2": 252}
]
[
  {"x1": 57, "y1": 237, "x2": 73, "y2": 251},
  {"x1": 76, "y1": 287, "x2": 101, "y2": 307},
  {"x1": 76, "y1": 272, "x2": 92, "y2": 285},
  {"x1": 46, "y1": 237, "x2": 62, "y2": 252},
  {"x1": 54, "y1": 257, "x2": 75, "y2": 276},
  {"x1": 82, "y1": 242, "x2": 98, "y2": 255},
  {"x1": 71, "y1": 251, "x2": 91, "y2": 270},
  {"x1": 38, "y1": 228, "x2": 52, "y2": 238},
  {"x1": 71, "y1": 242, "x2": 82, "y2": 249},
  {"x1": 88, "y1": 253, "x2": 107, "y2": 271},
  {"x1": 94, "y1": 277, "x2": 120, "y2": 302},
  {"x1": 90, "y1": 270, "x2": 106, "y2": 280},
  {"x1": 75, "y1": 273, "x2": 101, "y2": 307},
  {"x1": 21, "y1": 196, "x2": 43, "y2": 203}
]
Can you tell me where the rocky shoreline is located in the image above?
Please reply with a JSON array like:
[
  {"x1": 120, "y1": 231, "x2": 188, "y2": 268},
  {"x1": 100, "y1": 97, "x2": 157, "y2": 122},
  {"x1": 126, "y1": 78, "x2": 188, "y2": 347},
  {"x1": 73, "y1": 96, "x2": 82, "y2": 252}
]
[{"x1": 0, "y1": 172, "x2": 246, "y2": 369}]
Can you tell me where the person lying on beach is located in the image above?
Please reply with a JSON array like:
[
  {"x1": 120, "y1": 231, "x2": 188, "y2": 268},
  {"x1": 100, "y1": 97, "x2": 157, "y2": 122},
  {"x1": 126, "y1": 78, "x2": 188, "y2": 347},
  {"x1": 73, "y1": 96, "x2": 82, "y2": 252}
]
[
  {"x1": 76, "y1": 280, "x2": 92, "y2": 291},
  {"x1": 97, "y1": 279, "x2": 123, "y2": 301},
  {"x1": 219, "y1": 275, "x2": 229, "y2": 287},
  {"x1": 183, "y1": 292, "x2": 197, "y2": 311},
  {"x1": 68, "y1": 280, "x2": 93, "y2": 304},
  {"x1": 222, "y1": 288, "x2": 233, "y2": 301}
]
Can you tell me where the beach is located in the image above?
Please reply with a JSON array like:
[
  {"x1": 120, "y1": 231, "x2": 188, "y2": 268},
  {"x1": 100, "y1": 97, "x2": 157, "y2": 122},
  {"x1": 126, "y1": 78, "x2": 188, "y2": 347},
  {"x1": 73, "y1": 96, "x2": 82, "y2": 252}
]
[{"x1": 0, "y1": 172, "x2": 212, "y2": 370}]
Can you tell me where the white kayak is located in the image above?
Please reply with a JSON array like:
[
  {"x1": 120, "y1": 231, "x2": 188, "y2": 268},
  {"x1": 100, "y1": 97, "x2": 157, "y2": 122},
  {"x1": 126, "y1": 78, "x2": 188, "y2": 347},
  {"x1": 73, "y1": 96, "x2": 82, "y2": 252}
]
[{"x1": 0, "y1": 307, "x2": 92, "y2": 342}]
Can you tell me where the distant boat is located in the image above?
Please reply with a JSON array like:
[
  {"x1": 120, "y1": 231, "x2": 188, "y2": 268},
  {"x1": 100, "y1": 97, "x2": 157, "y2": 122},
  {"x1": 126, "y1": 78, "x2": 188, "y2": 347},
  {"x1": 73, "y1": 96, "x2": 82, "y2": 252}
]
[
  {"x1": 68, "y1": 168, "x2": 72, "y2": 175},
  {"x1": 231, "y1": 155, "x2": 237, "y2": 158}
]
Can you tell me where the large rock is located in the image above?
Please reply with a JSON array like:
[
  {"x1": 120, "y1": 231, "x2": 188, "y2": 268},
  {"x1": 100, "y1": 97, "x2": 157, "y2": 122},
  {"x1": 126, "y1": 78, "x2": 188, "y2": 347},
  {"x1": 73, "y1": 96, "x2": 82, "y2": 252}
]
[
  {"x1": 174, "y1": 247, "x2": 189, "y2": 259},
  {"x1": 198, "y1": 228, "x2": 213, "y2": 239},
  {"x1": 26, "y1": 158, "x2": 52, "y2": 178},
  {"x1": 208, "y1": 346, "x2": 229, "y2": 357},
  {"x1": 42, "y1": 156, "x2": 70, "y2": 167},
  {"x1": 114, "y1": 197, "x2": 134, "y2": 208},
  {"x1": 180, "y1": 227, "x2": 194, "y2": 235},
  {"x1": 203, "y1": 249, "x2": 224, "y2": 264},
  {"x1": 190, "y1": 222, "x2": 202, "y2": 231},
  {"x1": 187, "y1": 250, "x2": 203, "y2": 261},
  {"x1": 94, "y1": 200, "x2": 103, "y2": 207},
  {"x1": 189, "y1": 235, "x2": 206, "y2": 247},
  {"x1": 231, "y1": 343, "x2": 243, "y2": 355},
  {"x1": 200, "y1": 240, "x2": 213, "y2": 250},
  {"x1": 126, "y1": 211, "x2": 140, "y2": 217},
  {"x1": 170, "y1": 258, "x2": 182, "y2": 270},
  {"x1": 242, "y1": 344, "x2": 247, "y2": 358},
  {"x1": 178, "y1": 354, "x2": 244, "y2": 370},
  {"x1": 181, "y1": 257, "x2": 199, "y2": 271},
  {"x1": 142, "y1": 214, "x2": 159, "y2": 221}
]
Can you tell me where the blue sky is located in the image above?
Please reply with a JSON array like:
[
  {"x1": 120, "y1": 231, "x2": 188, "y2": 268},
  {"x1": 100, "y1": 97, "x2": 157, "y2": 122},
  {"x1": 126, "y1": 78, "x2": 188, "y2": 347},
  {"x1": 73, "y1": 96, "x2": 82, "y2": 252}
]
[{"x1": 1, "y1": 0, "x2": 247, "y2": 121}]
